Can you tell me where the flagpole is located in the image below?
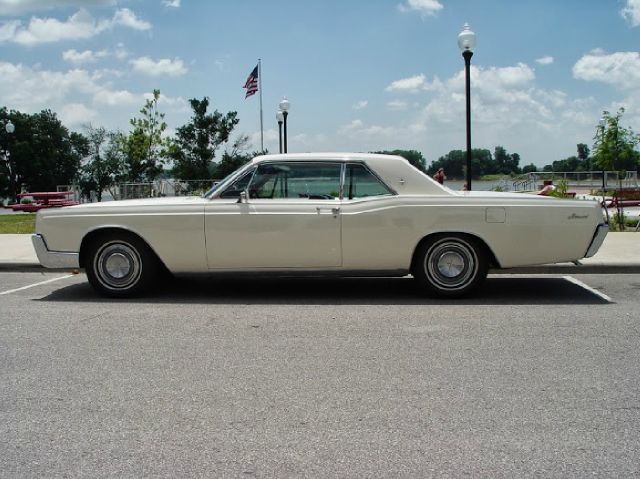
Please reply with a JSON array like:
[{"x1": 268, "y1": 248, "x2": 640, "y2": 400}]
[{"x1": 258, "y1": 58, "x2": 264, "y2": 151}]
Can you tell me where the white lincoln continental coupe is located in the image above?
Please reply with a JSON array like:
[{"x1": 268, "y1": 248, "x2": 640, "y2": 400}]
[{"x1": 33, "y1": 153, "x2": 608, "y2": 297}]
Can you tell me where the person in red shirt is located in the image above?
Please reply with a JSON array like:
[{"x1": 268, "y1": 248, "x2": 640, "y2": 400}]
[{"x1": 433, "y1": 168, "x2": 446, "y2": 184}]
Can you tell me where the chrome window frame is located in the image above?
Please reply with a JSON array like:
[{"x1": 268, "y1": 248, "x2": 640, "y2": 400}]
[{"x1": 343, "y1": 161, "x2": 397, "y2": 200}]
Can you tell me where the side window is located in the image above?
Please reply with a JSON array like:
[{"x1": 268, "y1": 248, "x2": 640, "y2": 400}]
[
  {"x1": 219, "y1": 170, "x2": 254, "y2": 198},
  {"x1": 248, "y1": 162, "x2": 341, "y2": 199},
  {"x1": 345, "y1": 163, "x2": 392, "y2": 199}
]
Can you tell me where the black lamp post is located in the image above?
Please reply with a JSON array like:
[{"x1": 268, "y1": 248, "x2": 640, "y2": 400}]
[
  {"x1": 279, "y1": 97, "x2": 290, "y2": 153},
  {"x1": 276, "y1": 110, "x2": 284, "y2": 154},
  {"x1": 458, "y1": 23, "x2": 476, "y2": 191},
  {"x1": 2, "y1": 119, "x2": 15, "y2": 201},
  {"x1": 597, "y1": 117, "x2": 606, "y2": 193}
]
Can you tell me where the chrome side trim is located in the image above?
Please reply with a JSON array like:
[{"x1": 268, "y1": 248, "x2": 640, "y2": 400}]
[
  {"x1": 31, "y1": 234, "x2": 80, "y2": 269},
  {"x1": 584, "y1": 224, "x2": 609, "y2": 258}
]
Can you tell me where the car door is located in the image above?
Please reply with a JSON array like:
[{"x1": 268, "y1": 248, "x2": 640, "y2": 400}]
[
  {"x1": 339, "y1": 162, "x2": 403, "y2": 270},
  {"x1": 205, "y1": 161, "x2": 343, "y2": 269}
]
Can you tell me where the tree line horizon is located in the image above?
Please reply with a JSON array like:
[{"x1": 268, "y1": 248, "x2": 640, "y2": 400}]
[{"x1": 1, "y1": 92, "x2": 639, "y2": 202}]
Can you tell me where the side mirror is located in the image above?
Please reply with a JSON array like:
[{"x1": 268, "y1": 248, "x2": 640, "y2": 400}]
[{"x1": 237, "y1": 190, "x2": 248, "y2": 204}]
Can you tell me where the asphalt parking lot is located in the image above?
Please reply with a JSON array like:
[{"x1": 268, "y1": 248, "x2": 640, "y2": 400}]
[{"x1": 1, "y1": 272, "x2": 639, "y2": 477}]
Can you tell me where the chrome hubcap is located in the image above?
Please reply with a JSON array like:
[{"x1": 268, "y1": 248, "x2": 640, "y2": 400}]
[
  {"x1": 94, "y1": 241, "x2": 141, "y2": 290},
  {"x1": 437, "y1": 251, "x2": 465, "y2": 278},
  {"x1": 105, "y1": 252, "x2": 131, "y2": 279},
  {"x1": 425, "y1": 239, "x2": 478, "y2": 291}
]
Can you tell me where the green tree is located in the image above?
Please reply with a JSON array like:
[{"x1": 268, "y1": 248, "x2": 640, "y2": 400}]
[
  {"x1": 373, "y1": 149, "x2": 427, "y2": 172},
  {"x1": 120, "y1": 89, "x2": 169, "y2": 181},
  {"x1": 522, "y1": 163, "x2": 538, "y2": 173},
  {"x1": 551, "y1": 156, "x2": 581, "y2": 172},
  {"x1": 77, "y1": 126, "x2": 126, "y2": 202},
  {"x1": 427, "y1": 149, "x2": 493, "y2": 179},
  {"x1": 592, "y1": 108, "x2": 640, "y2": 174},
  {"x1": 1, "y1": 107, "x2": 88, "y2": 202},
  {"x1": 542, "y1": 143, "x2": 594, "y2": 172},
  {"x1": 214, "y1": 135, "x2": 264, "y2": 179},
  {"x1": 494, "y1": 146, "x2": 521, "y2": 175},
  {"x1": 577, "y1": 143, "x2": 590, "y2": 169},
  {"x1": 169, "y1": 97, "x2": 239, "y2": 180}
]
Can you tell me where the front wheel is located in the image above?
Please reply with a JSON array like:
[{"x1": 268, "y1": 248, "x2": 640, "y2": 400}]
[
  {"x1": 412, "y1": 235, "x2": 488, "y2": 297},
  {"x1": 85, "y1": 233, "x2": 160, "y2": 297}
]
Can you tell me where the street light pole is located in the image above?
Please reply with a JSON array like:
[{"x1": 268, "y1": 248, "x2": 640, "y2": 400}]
[
  {"x1": 2, "y1": 119, "x2": 15, "y2": 202},
  {"x1": 458, "y1": 23, "x2": 476, "y2": 191},
  {"x1": 597, "y1": 117, "x2": 606, "y2": 193},
  {"x1": 276, "y1": 110, "x2": 284, "y2": 154},
  {"x1": 279, "y1": 97, "x2": 290, "y2": 153}
]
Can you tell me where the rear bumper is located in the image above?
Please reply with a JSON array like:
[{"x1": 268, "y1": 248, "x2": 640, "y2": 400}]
[
  {"x1": 584, "y1": 224, "x2": 608, "y2": 258},
  {"x1": 31, "y1": 234, "x2": 80, "y2": 269}
]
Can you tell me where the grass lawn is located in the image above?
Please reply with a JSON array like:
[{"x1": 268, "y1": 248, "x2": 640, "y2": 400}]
[{"x1": 0, "y1": 213, "x2": 36, "y2": 234}]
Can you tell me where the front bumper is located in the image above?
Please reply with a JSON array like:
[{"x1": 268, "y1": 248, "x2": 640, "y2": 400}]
[
  {"x1": 584, "y1": 224, "x2": 609, "y2": 258},
  {"x1": 31, "y1": 234, "x2": 80, "y2": 269}
]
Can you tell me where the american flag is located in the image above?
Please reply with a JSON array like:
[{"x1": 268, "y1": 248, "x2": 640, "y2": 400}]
[{"x1": 243, "y1": 65, "x2": 259, "y2": 99}]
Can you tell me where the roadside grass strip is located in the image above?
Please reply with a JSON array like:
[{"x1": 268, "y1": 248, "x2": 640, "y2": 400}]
[
  {"x1": 0, "y1": 274, "x2": 75, "y2": 295},
  {"x1": 0, "y1": 214, "x2": 36, "y2": 234}
]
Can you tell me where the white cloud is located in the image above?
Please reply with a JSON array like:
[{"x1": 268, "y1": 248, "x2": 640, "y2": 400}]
[
  {"x1": 62, "y1": 48, "x2": 108, "y2": 65},
  {"x1": 0, "y1": 61, "x2": 189, "y2": 131},
  {"x1": 353, "y1": 61, "x2": 605, "y2": 167},
  {"x1": 398, "y1": 0, "x2": 443, "y2": 16},
  {"x1": 162, "y1": 0, "x2": 181, "y2": 8},
  {"x1": 386, "y1": 74, "x2": 426, "y2": 92},
  {"x1": 352, "y1": 100, "x2": 368, "y2": 110},
  {"x1": 339, "y1": 119, "x2": 398, "y2": 138},
  {"x1": 112, "y1": 8, "x2": 151, "y2": 31},
  {"x1": 0, "y1": 8, "x2": 151, "y2": 46},
  {"x1": 387, "y1": 100, "x2": 408, "y2": 111},
  {"x1": 621, "y1": 0, "x2": 640, "y2": 27},
  {"x1": 0, "y1": 0, "x2": 115, "y2": 16},
  {"x1": 130, "y1": 56, "x2": 188, "y2": 77},
  {"x1": 0, "y1": 20, "x2": 19, "y2": 42},
  {"x1": 536, "y1": 56, "x2": 554, "y2": 65},
  {"x1": 114, "y1": 42, "x2": 128, "y2": 60},
  {"x1": 573, "y1": 50, "x2": 640, "y2": 90},
  {"x1": 94, "y1": 89, "x2": 141, "y2": 107},
  {"x1": 59, "y1": 102, "x2": 98, "y2": 125},
  {"x1": 385, "y1": 74, "x2": 445, "y2": 93}
]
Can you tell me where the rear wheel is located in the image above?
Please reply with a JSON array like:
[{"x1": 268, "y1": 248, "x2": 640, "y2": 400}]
[
  {"x1": 412, "y1": 235, "x2": 488, "y2": 297},
  {"x1": 85, "y1": 232, "x2": 159, "y2": 297}
]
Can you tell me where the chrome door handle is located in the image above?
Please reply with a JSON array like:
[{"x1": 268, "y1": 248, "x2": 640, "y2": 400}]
[{"x1": 316, "y1": 207, "x2": 341, "y2": 217}]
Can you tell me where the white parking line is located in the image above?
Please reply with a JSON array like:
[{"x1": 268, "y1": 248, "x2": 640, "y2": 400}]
[
  {"x1": 563, "y1": 275, "x2": 614, "y2": 303},
  {"x1": 0, "y1": 274, "x2": 76, "y2": 296}
]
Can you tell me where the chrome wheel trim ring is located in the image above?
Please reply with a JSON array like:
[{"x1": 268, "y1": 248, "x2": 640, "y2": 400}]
[
  {"x1": 94, "y1": 241, "x2": 142, "y2": 291},
  {"x1": 424, "y1": 239, "x2": 478, "y2": 291}
]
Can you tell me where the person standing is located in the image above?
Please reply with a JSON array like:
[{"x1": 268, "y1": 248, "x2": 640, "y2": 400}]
[{"x1": 433, "y1": 168, "x2": 446, "y2": 184}]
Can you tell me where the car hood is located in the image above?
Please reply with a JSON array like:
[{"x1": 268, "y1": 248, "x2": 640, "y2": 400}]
[{"x1": 38, "y1": 196, "x2": 207, "y2": 216}]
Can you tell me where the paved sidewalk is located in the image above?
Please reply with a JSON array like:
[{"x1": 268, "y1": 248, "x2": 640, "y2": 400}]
[{"x1": 0, "y1": 233, "x2": 637, "y2": 274}]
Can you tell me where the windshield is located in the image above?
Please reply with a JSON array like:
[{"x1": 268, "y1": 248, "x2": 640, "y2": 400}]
[{"x1": 203, "y1": 162, "x2": 253, "y2": 198}]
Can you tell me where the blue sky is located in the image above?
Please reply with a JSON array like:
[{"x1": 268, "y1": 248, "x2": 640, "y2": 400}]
[{"x1": 1, "y1": 0, "x2": 639, "y2": 168}]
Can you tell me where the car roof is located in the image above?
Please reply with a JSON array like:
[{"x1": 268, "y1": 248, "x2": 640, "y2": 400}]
[{"x1": 250, "y1": 152, "x2": 405, "y2": 164}]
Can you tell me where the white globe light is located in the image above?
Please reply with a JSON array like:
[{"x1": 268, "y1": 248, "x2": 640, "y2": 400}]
[
  {"x1": 279, "y1": 97, "x2": 290, "y2": 112},
  {"x1": 5, "y1": 120, "x2": 15, "y2": 134},
  {"x1": 457, "y1": 23, "x2": 476, "y2": 52},
  {"x1": 276, "y1": 110, "x2": 284, "y2": 122}
]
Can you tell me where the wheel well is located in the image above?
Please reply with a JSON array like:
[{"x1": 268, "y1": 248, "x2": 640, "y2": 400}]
[
  {"x1": 411, "y1": 232, "x2": 500, "y2": 271},
  {"x1": 79, "y1": 228, "x2": 166, "y2": 270}
]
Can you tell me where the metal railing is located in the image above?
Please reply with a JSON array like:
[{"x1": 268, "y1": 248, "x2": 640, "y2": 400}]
[
  {"x1": 115, "y1": 179, "x2": 218, "y2": 200},
  {"x1": 502, "y1": 171, "x2": 638, "y2": 192}
]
